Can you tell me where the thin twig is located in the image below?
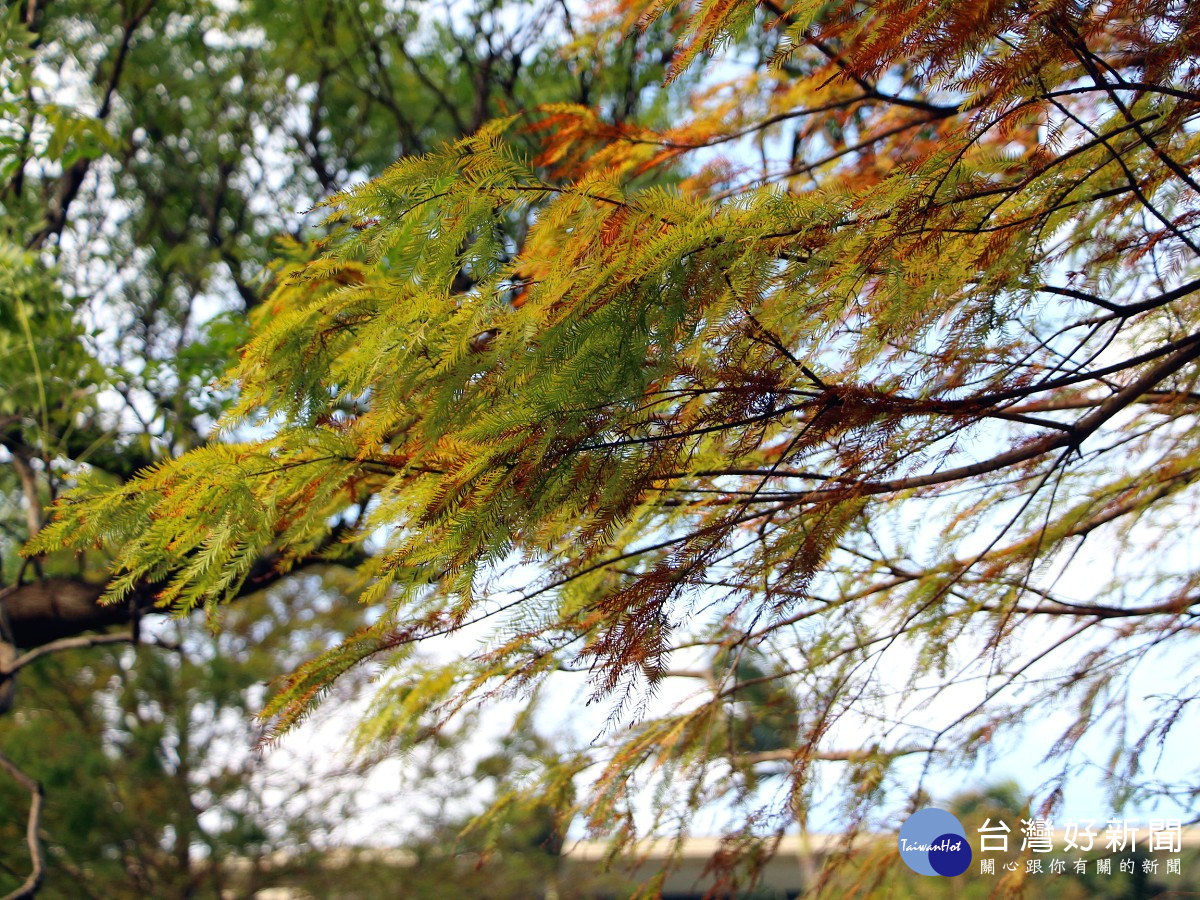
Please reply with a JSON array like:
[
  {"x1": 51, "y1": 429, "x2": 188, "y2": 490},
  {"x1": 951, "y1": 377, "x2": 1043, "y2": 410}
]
[
  {"x1": 0, "y1": 751, "x2": 44, "y2": 900},
  {"x1": 1, "y1": 631, "x2": 134, "y2": 677}
]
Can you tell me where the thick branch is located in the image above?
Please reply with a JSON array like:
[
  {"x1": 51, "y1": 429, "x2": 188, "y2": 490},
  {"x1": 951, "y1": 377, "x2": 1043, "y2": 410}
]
[
  {"x1": 2, "y1": 532, "x2": 364, "y2": 649},
  {"x1": 0, "y1": 579, "x2": 114, "y2": 648}
]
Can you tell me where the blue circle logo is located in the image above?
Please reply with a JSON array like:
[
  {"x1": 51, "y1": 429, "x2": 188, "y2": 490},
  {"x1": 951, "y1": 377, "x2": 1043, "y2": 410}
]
[{"x1": 898, "y1": 808, "x2": 972, "y2": 877}]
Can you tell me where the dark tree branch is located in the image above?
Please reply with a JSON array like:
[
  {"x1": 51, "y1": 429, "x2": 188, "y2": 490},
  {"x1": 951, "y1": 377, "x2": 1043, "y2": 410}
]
[
  {"x1": 2, "y1": 527, "x2": 366, "y2": 649},
  {"x1": 26, "y1": 0, "x2": 155, "y2": 251},
  {"x1": 735, "y1": 745, "x2": 932, "y2": 766},
  {"x1": 0, "y1": 579, "x2": 113, "y2": 648}
]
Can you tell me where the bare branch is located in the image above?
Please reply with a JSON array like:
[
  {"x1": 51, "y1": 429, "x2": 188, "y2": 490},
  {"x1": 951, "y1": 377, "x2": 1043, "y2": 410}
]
[
  {"x1": 735, "y1": 745, "x2": 933, "y2": 766},
  {"x1": 0, "y1": 751, "x2": 44, "y2": 900},
  {"x1": 1, "y1": 630, "x2": 134, "y2": 677}
]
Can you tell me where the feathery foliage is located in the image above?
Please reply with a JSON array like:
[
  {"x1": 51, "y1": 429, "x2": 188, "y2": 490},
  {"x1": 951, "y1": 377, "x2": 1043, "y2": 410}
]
[{"x1": 27, "y1": 0, "x2": 1200, "y2": 885}]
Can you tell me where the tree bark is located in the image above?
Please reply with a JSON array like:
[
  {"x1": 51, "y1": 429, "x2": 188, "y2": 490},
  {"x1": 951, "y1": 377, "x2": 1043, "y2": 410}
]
[{"x1": 1, "y1": 579, "x2": 121, "y2": 648}]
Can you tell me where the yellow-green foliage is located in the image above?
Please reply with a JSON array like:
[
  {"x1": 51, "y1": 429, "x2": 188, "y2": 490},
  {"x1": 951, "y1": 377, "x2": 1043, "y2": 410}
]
[{"x1": 27, "y1": 0, "x2": 1200, "y2": 878}]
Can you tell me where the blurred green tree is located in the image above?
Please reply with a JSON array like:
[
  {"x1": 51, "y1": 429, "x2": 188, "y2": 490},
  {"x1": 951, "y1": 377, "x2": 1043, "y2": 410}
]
[{"x1": 0, "y1": 582, "x2": 378, "y2": 897}]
